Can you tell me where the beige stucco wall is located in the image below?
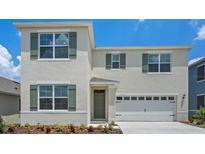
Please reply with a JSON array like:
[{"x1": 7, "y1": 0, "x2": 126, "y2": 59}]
[
  {"x1": 20, "y1": 27, "x2": 92, "y2": 125},
  {"x1": 92, "y1": 49, "x2": 189, "y2": 121}
]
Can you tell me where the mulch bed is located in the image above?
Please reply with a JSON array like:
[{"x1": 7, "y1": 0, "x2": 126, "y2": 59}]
[
  {"x1": 180, "y1": 121, "x2": 205, "y2": 129},
  {"x1": 4, "y1": 124, "x2": 123, "y2": 134}
]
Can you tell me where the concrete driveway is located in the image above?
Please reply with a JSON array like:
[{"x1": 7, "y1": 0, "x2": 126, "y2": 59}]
[{"x1": 117, "y1": 122, "x2": 205, "y2": 134}]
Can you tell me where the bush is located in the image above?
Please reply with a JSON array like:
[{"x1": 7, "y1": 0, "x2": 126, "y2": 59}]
[
  {"x1": 80, "y1": 124, "x2": 86, "y2": 130},
  {"x1": 88, "y1": 125, "x2": 94, "y2": 132},
  {"x1": 0, "y1": 116, "x2": 7, "y2": 133},
  {"x1": 192, "y1": 107, "x2": 205, "y2": 125},
  {"x1": 109, "y1": 121, "x2": 117, "y2": 126}
]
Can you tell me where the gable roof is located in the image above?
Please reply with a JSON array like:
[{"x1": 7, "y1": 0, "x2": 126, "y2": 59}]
[{"x1": 0, "y1": 76, "x2": 20, "y2": 96}]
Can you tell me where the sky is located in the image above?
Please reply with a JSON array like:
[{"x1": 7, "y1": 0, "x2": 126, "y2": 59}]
[{"x1": 0, "y1": 19, "x2": 205, "y2": 82}]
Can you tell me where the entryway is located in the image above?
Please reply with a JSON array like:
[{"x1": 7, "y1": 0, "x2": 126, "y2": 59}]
[{"x1": 93, "y1": 90, "x2": 106, "y2": 120}]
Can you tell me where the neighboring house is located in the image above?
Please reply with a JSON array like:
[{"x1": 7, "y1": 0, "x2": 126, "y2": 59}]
[
  {"x1": 189, "y1": 57, "x2": 205, "y2": 117},
  {"x1": 15, "y1": 22, "x2": 191, "y2": 125},
  {"x1": 0, "y1": 76, "x2": 20, "y2": 123}
]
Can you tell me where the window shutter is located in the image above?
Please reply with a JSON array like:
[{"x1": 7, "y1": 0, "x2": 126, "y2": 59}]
[
  {"x1": 30, "y1": 33, "x2": 38, "y2": 60},
  {"x1": 120, "y1": 53, "x2": 126, "y2": 69},
  {"x1": 69, "y1": 85, "x2": 76, "y2": 111},
  {"x1": 69, "y1": 32, "x2": 77, "y2": 59},
  {"x1": 142, "y1": 53, "x2": 148, "y2": 73},
  {"x1": 106, "y1": 54, "x2": 111, "y2": 69},
  {"x1": 30, "y1": 85, "x2": 38, "y2": 111}
]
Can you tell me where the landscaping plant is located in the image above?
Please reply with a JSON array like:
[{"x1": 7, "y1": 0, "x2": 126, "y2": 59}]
[
  {"x1": 192, "y1": 107, "x2": 205, "y2": 125},
  {"x1": 0, "y1": 116, "x2": 7, "y2": 133}
]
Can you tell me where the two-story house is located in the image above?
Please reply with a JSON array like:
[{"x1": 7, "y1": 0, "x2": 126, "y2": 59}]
[
  {"x1": 15, "y1": 22, "x2": 191, "y2": 125},
  {"x1": 189, "y1": 57, "x2": 205, "y2": 117}
]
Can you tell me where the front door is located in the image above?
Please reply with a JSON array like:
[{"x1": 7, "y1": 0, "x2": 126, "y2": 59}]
[{"x1": 94, "y1": 90, "x2": 106, "y2": 120}]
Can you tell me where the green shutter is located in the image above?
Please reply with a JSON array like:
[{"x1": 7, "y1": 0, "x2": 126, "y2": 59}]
[
  {"x1": 142, "y1": 53, "x2": 148, "y2": 73},
  {"x1": 30, "y1": 33, "x2": 38, "y2": 60},
  {"x1": 30, "y1": 85, "x2": 38, "y2": 111},
  {"x1": 106, "y1": 54, "x2": 112, "y2": 69},
  {"x1": 120, "y1": 53, "x2": 126, "y2": 69},
  {"x1": 69, "y1": 32, "x2": 77, "y2": 59},
  {"x1": 69, "y1": 85, "x2": 76, "y2": 111}
]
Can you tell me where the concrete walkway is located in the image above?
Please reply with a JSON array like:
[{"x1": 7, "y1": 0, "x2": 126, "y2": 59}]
[{"x1": 117, "y1": 122, "x2": 205, "y2": 134}]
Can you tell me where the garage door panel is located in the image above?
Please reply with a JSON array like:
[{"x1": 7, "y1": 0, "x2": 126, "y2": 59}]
[
  {"x1": 116, "y1": 111, "x2": 174, "y2": 122},
  {"x1": 116, "y1": 101, "x2": 175, "y2": 112}
]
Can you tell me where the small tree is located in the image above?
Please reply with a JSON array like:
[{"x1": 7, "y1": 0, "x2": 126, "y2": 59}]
[{"x1": 192, "y1": 107, "x2": 205, "y2": 125}]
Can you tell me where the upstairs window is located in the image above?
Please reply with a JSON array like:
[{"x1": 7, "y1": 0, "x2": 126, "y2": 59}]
[
  {"x1": 148, "y1": 53, "x2": 171, "y2": 73},
  {"x1": 197, "y1": 65, "x2": 205, "y2": 81},
  {"x1": 39, "y1": 33, "x2": 69, "y2": 59},
  {"x1": 106, "y1": 53, "x2": 126, "y2": 69},
  {"x1": 112, "y1": 54, "x2": 120, "y2": 69}
]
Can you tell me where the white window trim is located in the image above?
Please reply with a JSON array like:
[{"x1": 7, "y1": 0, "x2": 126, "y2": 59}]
[
  {"x1": 197, "y1": 64, "x2": 205, "y2": 82},
  {"x1": 38, "y1": 33, "x2": 70, "y2": 60},
  {"x1": 38, "y1": 84, "x2": 69, "y2": 111},
  {"x1": 148, "y1": 53, "x2": 171, "y2": 73},
  {"x1": 111, "y1": 53, "x2": 120, "y2": 69}
]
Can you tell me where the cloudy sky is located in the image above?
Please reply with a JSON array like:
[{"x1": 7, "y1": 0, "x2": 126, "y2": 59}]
[{"x1": 0, "y1": 19, "x2": 205, "y2": 82}]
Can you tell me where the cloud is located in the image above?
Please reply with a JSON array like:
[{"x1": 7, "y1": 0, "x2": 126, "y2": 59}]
[
  {"x1": 194, "y1": 25, "x2": 205, "y2": 40},
  {"x1": 17, "y1": 31, "x2": 21, "y2": 37},
  {"x1": 189, "y1": 57, "x2": 204, "y2": 65},
  {"x1": 134, "y1": 19, "x2": 146, "y2": 32},
  {"x1": 0, "y1": 44, "x2": 21, "y2": 82},
  {"x1": 138, "y1": 19, "x2": 146, "y2": 23},
  {"x1": 189, "y1": 19, "x2": 200, "y2": 28}
]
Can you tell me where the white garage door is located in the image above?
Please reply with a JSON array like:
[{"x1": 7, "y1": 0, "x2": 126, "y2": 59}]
[{"x1": 115, "y1": 96, "x2": 176, "y2": 122}]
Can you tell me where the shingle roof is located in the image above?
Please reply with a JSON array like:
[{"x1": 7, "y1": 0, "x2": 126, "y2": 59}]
[
  {"x1": 0, "y1": 76, "x2": 20, "y2": 96},
  {"x1": 189, "y1": 57, "x2": 205, "y2": 67}
]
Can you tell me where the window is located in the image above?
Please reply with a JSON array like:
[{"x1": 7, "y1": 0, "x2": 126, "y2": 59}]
[
  {"x1": 124, "y1": 96, "x2": 130, "y2": 100},
  {"x1": 131, "y1": 96, "x2": 138, "y2": 100},
  {"x1": 197, "y1": 65, "x2": 205, "y2": 81},
  {"x1": 148, "y1": 54, "x2": 171, "y2": 73},
  {"x1": 54, "y1": 85, "x2": 68, "y2": 110},
  {"x1": 168, "y1": 96, "x2": 175, "y2": 100},
  {"x1": 138, "y1": 97, "x2": 145, "y2": 100},
  {"x1": 39, "y1": 85, "x2": 53, "y2": 110},
  {"x1": 153, "y1": 97, "x2": 159, "y2": 100},
  {"x1": 40, "y1": 33, "x2": 69, "y2": 59},
  {"x1": 111, "y1": 54, "x2": 120, "y2": 69},
  {"x1": 39, "y1": 85, "x2": 68, "y2": 110},
  {"x1": 161, "y1": 97, "x2": 167, "y2": 100},
  {"x1": 116, "y1": 96, "x2": 123, "y2": 100},
  {"x1": 146, "y1": 97, "x2": 152, "y2": 100},
  {"x1": 197, "y1": 95, "x2": 204, "y2": 110}
]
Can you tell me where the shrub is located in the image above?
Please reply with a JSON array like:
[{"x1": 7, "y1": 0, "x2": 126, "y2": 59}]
[
  {"x1": 108, "y1": 123, "x2": 113, "y2": 131},
  {"x1": 88, "y1": 125, "x2": 94, "y2": 132},
  {"x1": 0, "y1": 116, "x2": 7, "y2": 133},
  {"x1": 67, "y1": 123, "x2": 75, "y2": 133},
  {"x1": 103, "y1": 125, "x2": 109, "y2": 133},
  {"x1": 192, "y1": 107, "x2": 205, "y2": 125},
  {"x1": 24, "y1": 123, "x2": 30, "y2": 128},
  {"x1": 109, "y1": 121, "x2": 117, "y2": 126},
  {"x1": 52, "y1": 124, "x2": 64, "y2": 132},
  {"x1": 80, "y1": 124, "x2": 86, "y2": 130}
]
